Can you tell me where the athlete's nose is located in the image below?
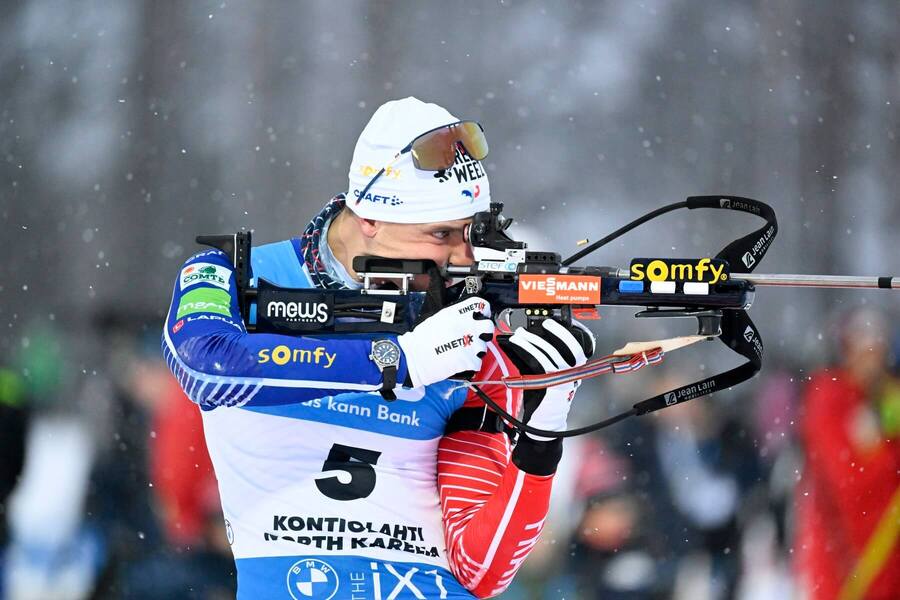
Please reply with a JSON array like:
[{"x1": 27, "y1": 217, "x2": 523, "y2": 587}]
[{"x1": 449, "y1": 238, "x2": 475, "y2": 267}]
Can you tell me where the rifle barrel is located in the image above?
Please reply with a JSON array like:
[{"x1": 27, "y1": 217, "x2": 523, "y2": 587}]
[{"x1": 730, "y1": 273, "x2": 900, "y2": 289}]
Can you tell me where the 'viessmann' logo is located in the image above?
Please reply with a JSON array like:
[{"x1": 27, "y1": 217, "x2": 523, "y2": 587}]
[
  {"x1": 523, "y1": 277, "x2": 597, "y2": 296},
  {"x1": 630, "y1": 258, "x2": 728, "y2": 284},
  {"x1": 435, "y1": 334, "x2": 473, "y2": 355},
  {"x1": 267, "y1": 300, "x2": 330, "y2": 323},
  {"x1": 518, "y1": 275, "x2": 602, "y2": 304}
]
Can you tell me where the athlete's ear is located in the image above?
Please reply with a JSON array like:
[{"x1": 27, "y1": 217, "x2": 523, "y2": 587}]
[{"x1": 357, "y1": 217, "x2": 381, "y2": 240}]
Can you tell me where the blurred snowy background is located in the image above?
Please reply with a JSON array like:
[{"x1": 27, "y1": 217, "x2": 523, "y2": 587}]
[{"x1": 1, "y1": 1, "x2": 899, "y2": 599}]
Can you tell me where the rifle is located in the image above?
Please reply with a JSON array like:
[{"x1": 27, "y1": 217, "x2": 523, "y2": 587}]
[{"x1": 197, "y1": 195, "x2": 898, "y2": 436}]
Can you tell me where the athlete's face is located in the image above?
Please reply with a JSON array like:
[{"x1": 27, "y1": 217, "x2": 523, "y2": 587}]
[
  {"x1": 370, "y1": 218, "x2": 474, "y2": 266},
  {"x1": 365, "y1": 218, "x2": 475, "y2": 290}
]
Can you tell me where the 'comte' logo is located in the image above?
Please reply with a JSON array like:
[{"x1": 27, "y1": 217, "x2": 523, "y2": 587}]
[
  {"x1": 287, "y1": 558, "x2": 339, "y2": 599},
  {"x1": 179, "y1": 262, "x2": 230, "y2": 291},
  {"x1": 435, "y1": 334, "x2": 474, "y2": 355}
]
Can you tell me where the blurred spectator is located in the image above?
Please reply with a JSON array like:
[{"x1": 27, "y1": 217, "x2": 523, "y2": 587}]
[
  {"x1": 650, "y1": 393, "x2": 762, "y2": 599},
  {"x1": 563, "y1": 370, "x2": 764, "y2": 600},
  {"x1": 0, "y1": 367, "x2": 29, "y2": 600},
  {"x1": 795, "y1": 308, "x2": 900, "y2": 600},
  {"x1": 2, "y1": 323, "x2": 104, "y2": 600},
  {"x1": 115, "y1": 355, "x2": 234, "y2": 599},
  {"x1": 0, "y1": 368, "x2": 28, "y2": 545},
  {"x1": 146, "y1": 368, "x2": 218, "y2": 548},
  {"x1": 84, "y1": 313, "x2": 167, "y2": 598},
  {"x1": 567, "y1": 436, "x2": 668, "y2": 599},
  {"x1": 748, "y1": 369, "x2": 802, "y2": 549},
  {"x1": 85, "y1": 311, "x2": 234, "y2": 599},
  {"x1": 736, "y1": 368, "x2": 804, "y2": 600},
  {"x1": 117, "y1": 509, "x2": 235, "y2": 600}
]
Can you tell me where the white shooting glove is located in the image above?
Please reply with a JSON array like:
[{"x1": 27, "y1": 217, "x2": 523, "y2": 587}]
[
  {"x1": 398, "y1": 296, "x2": 494, "y2": 388},
  {"x1": 505, "y1": 319, "x2": 596, "y2": 440}
]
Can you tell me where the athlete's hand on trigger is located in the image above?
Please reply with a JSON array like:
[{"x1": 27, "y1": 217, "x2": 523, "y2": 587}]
[
  {"x1": 397, "y1": 296, "x2": 494, "y2": 388},
  {"x1": 499, "y1": 319, "x2": 596, "y2": 440}
]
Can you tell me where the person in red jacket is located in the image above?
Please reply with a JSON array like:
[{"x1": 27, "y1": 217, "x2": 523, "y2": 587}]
[
  {"x1": 148, "y1": 375, "x2": 218, "y2": 547},
  {"x1": 796, "y1": 308, "x2": 900, "y2": 600}
]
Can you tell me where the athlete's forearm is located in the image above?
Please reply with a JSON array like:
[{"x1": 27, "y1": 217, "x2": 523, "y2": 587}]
[
  {"x1": 436, "y1": 344, "x2": 557, "y2": 598},
  {"x1": 438, "y1": 430, "x2": 554, "y2": 598},
  {"x1": 164, "y1": 249, "x2": 406, "y2": 408}
]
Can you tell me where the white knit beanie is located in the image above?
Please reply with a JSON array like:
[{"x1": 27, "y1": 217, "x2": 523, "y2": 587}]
[{"x1": 346, "y1": 97, "x2": 491, "y2": 223}]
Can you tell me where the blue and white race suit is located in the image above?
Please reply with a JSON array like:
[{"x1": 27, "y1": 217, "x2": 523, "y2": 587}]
[{"x1": 162, "y1": 239, "x2": 476, "y2": 599}]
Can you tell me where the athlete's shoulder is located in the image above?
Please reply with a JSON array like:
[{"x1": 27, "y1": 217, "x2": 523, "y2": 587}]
[
  {"x1": 182, "y1": 247, "x2": 231, "y2": 265},
  {"x1": 172, "y1": 238, "x2": 305, "y2": 286},
  {"x1": 170, "y1": 248, "x2": 235, "y2": 299},
  {"x1": 170, "y1": 248, "x2": 233, "y2": 292}
]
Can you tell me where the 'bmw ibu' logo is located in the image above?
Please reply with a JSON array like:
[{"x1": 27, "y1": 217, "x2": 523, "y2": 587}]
[{"x1": 286, "y1": 558, "x2": 339, "y2": 600}]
